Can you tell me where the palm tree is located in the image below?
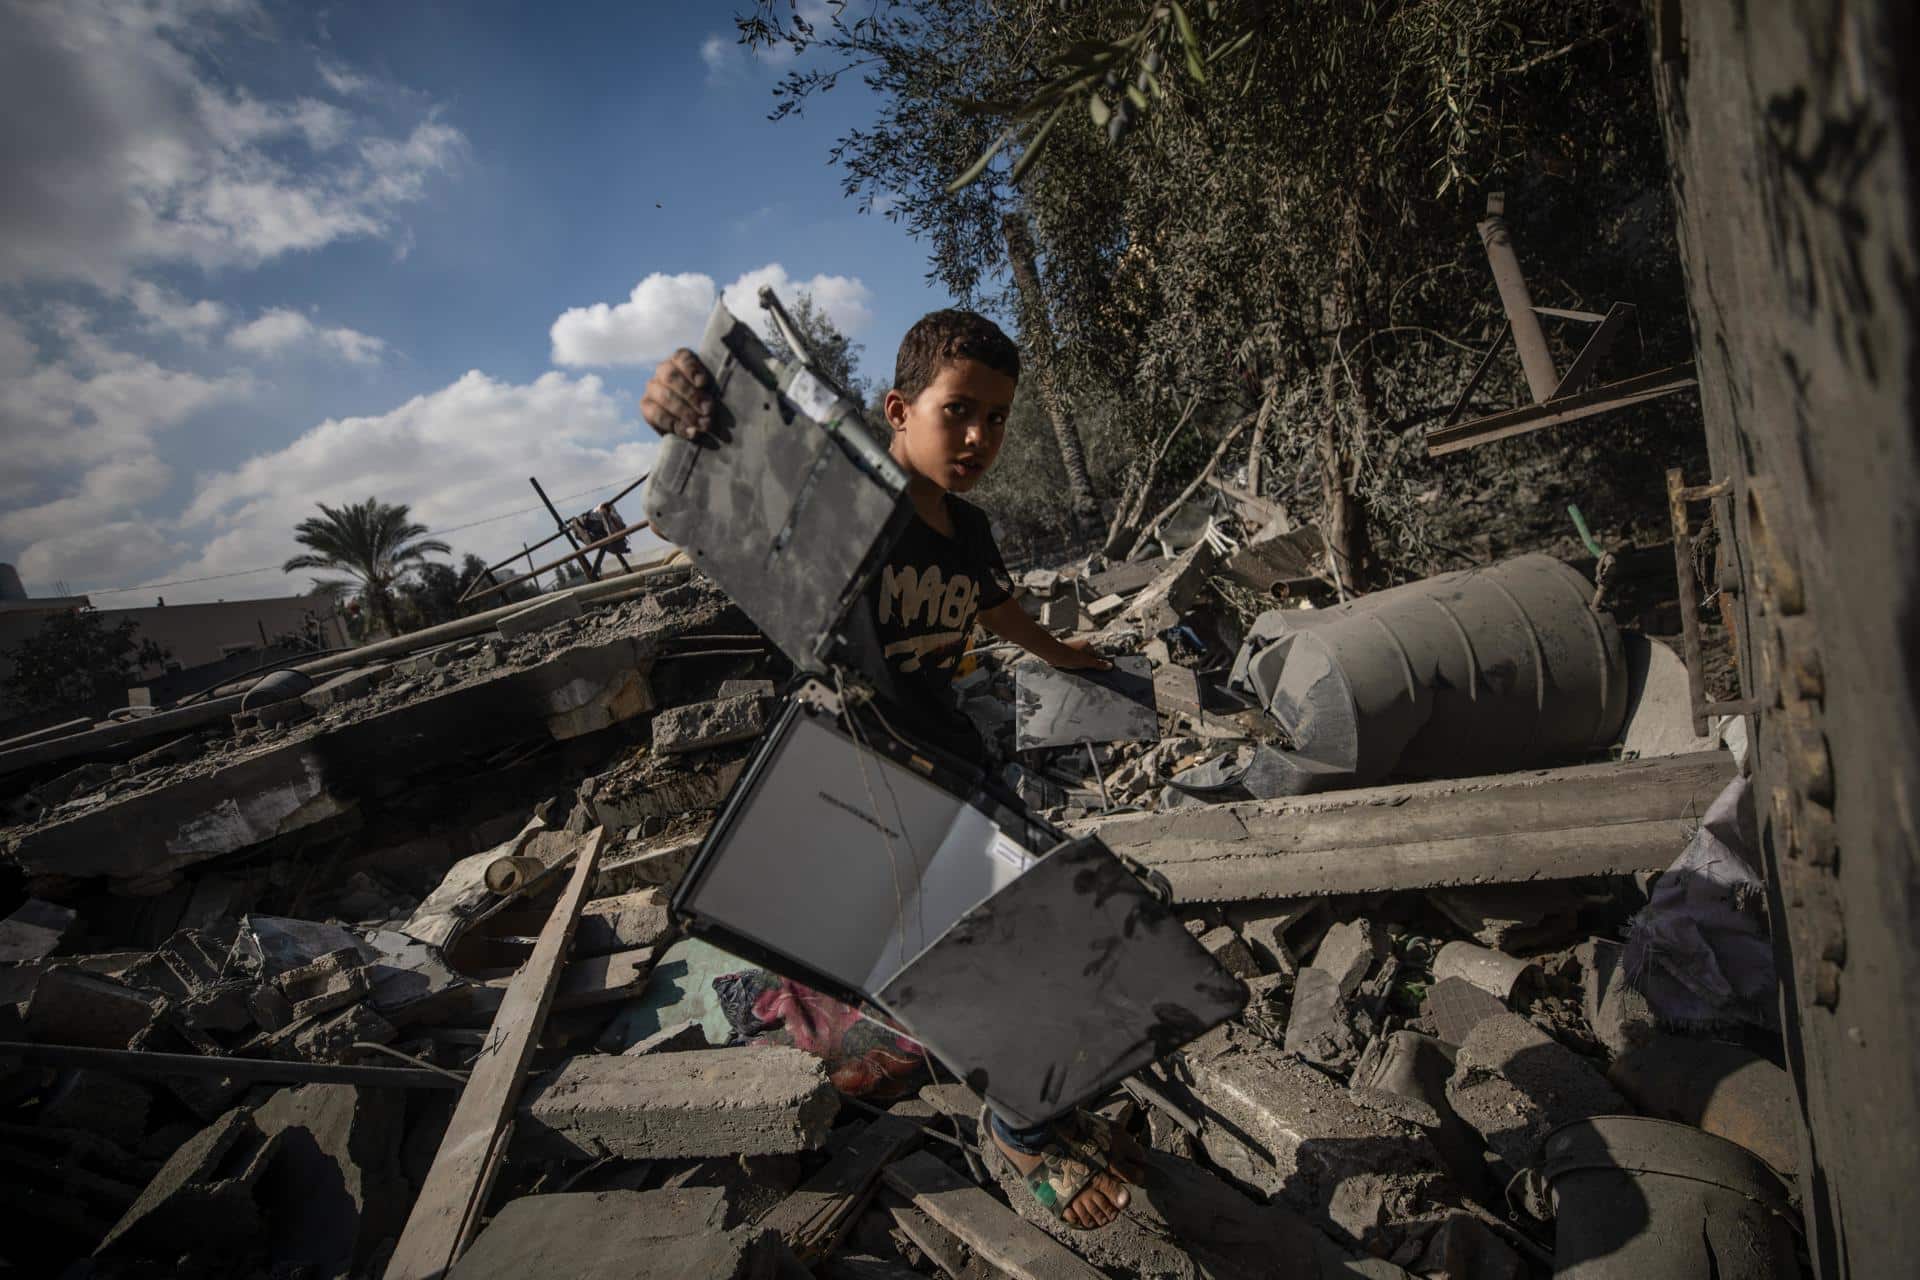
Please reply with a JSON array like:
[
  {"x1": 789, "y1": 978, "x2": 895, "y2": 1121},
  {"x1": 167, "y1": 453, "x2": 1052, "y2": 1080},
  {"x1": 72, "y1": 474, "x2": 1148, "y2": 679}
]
[{"x1": 283, "y1": 497, "x2": 450, "y2": 639}]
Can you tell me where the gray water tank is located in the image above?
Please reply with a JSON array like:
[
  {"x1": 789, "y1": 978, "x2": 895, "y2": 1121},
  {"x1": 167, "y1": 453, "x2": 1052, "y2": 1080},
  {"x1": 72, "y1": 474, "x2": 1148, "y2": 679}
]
[
  {"x1": 1232, "y1": 554, "x2": 1627, "y2": 792},
  {"x1": 0, "y1": 563, "x2": 25, "y2": 602}
]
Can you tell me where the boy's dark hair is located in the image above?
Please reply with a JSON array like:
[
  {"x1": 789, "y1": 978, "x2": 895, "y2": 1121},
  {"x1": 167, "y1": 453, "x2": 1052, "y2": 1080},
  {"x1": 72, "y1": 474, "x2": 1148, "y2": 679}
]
[{"x1": 893, "y1": 309, "x2": 1020, "y2": 400}]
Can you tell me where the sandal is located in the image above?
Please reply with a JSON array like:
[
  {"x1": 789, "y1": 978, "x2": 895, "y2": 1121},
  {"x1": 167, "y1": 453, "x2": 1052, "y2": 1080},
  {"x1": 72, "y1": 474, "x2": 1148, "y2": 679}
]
[{"x1": 981, "y1": 1105, "x2": 1135, "y2": 1230}]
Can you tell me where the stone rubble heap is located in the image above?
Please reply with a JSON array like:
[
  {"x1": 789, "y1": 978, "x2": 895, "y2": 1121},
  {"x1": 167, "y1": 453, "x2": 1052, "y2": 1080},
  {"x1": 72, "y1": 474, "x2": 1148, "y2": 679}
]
[{"x1": 0, "y1": 537, "x2": 1794, "y2": 1279}]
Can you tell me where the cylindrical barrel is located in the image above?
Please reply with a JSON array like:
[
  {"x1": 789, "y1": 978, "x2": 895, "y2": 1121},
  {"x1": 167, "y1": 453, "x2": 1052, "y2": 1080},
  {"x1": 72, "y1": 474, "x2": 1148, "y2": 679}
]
[{"x1": 1246, "y1": 554, "x2": 1626, "y2": 787}]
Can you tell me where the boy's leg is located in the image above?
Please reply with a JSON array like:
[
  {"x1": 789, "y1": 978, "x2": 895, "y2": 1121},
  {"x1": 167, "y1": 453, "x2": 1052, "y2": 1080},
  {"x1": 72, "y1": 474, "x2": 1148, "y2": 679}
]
[{"x1": 985, "y1": 1107, "x2": 1141, "y2": 1229}]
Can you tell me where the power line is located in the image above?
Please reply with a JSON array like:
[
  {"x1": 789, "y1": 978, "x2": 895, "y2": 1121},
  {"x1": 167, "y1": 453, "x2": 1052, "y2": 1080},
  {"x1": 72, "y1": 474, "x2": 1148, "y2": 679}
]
[{"x1": 78, "y1": 475, "x2": 643, "y2": 596}]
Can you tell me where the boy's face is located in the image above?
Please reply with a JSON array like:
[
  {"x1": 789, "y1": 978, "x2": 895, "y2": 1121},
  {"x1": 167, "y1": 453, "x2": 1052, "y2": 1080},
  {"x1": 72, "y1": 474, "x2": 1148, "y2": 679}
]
[{"x1": 884, "y1": 358, "x2": 1015, "y2": 494}]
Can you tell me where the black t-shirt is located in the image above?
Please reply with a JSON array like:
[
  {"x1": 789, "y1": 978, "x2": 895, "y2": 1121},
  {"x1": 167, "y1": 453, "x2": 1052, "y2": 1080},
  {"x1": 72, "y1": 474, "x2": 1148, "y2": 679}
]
[{"x1": 865, "y1": 495, "x2": 1013, "y2": 752}]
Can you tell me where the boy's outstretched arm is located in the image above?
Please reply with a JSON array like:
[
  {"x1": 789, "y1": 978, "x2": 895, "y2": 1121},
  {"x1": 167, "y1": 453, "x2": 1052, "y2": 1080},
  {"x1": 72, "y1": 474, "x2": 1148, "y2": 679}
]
[{"x1": 979, "y1": 600, "x2": 1111, "y2": 670}]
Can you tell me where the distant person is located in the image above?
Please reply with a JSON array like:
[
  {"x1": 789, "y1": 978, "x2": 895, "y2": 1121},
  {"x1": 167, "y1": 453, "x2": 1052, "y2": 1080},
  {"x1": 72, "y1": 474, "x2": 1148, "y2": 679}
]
[{"x1": 640, "y1": 309, "x2": 1145, "y2": 1230}]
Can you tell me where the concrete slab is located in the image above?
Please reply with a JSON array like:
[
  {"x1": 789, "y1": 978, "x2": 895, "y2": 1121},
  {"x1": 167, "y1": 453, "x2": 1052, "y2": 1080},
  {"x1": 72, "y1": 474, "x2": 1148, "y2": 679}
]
[
  {"x1": 1444, "y1": 1013, "x2": 1626, "y2": 1173},
  {"x1": 1074, "y1": 752, "x2": 1736, "y2": 903},
  {"x1": 0, "y1": 897, "x2": 76, "y2": 963},
  {"x1": 1180, "y1": 1025, "x2": 1451, "y2": 1249},
  {"x1": 301, "y1": 664, "x2": 392, "y2": 713},
  {"x1": 449, "y1": 1189, "x2": 798, "y2": 1280},
  {"x1": 1282, "y1": 966, "x2": 1362, "y2": 1071},
  {"x1": 516, "y1": 1047, "x2": 839, "y2": 1160},
  {"x1": 251, "y1": 1083, "x2": 408, "y2": 1278},
  {"x1": 496, "y1": 592, "x2": 584, "y2": 639},
  {"x1": 577, "y1": 888, "x2": 673, "y2": 956},
  {"x1": 27, "y1": 967, "x2": 166, "y2": 1049},
  {"x1": 97, "y1": 1108, "x2": 281, "y2": 1256},
  {"x1": 9, "y1": 633, "x2": 657, "y2": 883},
  {"x1": 1197, "y1": 925, "x2": 1260, "y2": 979}
]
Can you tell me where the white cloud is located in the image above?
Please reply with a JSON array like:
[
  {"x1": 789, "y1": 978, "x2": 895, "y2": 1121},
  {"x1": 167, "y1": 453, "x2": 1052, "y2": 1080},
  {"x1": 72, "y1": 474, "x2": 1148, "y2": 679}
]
[
  {"x1": 700, "y1": 34, "x2": 733, "y2": 73},
  {"x1": 227, "y1": 308, "x2": 387, "y2": 363},
  {"x1": 0, "y1": 307, "x2": 251, "y2": 588},
  {"x1": 127, "y1": 280, "x2": 229, "y2": 340},
  {"x1": 550, "y1": 263, "x2": 874, "y2": 367},
  {"x1": 163, "y1": 369, "x2": 660, "y2": 604},
  {"x1": 0, "y1": 0, "x2": 465, "y2": 286}
]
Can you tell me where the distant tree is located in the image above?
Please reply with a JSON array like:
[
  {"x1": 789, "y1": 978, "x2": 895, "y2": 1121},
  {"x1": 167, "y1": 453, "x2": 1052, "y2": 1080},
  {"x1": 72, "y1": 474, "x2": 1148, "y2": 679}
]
[
  {"x1": 283, "y1": 497, "x2": 450, "y2": 639},
  {"x1": 764, "y1": 291, "x2": 874, "y2": 409},
  {"x1": 2, "y1": 610, "x2": 170, "y2": 713}
]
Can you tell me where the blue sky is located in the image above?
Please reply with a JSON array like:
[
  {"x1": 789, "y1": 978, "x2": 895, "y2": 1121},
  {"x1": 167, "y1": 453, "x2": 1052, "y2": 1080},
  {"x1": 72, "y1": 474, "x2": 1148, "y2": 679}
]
[{"x1": 0, "y1": 0, "x2": 956, "y2": 604}]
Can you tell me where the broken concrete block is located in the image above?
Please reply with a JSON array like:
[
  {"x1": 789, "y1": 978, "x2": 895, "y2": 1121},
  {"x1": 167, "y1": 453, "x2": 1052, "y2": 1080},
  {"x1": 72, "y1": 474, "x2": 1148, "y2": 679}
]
[
  {"x1": 274, "y1": 948, "x2": 372, "y2": 1021},
  {"x1": 576, "y1": 888, "x2": 674, "y2": 956},
  {"x1": 124, "y1": 927, "x2": 230, "y2": 1001},
  {"x1": 1282, "y1": 965, "x2": 1362, "y2": 1071},
  {"x1": 1431, "y1": 941, "x2": 1541, "y2": 1004},
  {"x1": 449, "y1": 1188, "x2": 798, "y2": 1280},
  {"x1": 1086, "y1": 592, "x2": 1126, "y2": 620},
  {"x1": 591, "y1": 830, "x2": 706, "y2": 895},
  {"x1": 1197, "y1": 925, "x2": 1260, "y2": 979},
  {"x1": 97, "y1": 1109, "x2": 282, "y2": 1256},
  {"x1": 622, "y1": 1019, "x2": 710, "y2": 1056},
  {"x1": 1226, "y1": 901, "x2": 1324, "y2": 975},
  {"x1": 251, "y1": 1083, "x2": 408, "y2": 1278},
  {"x1": 0, "y1": 897, "x2": 76, "y2": 964},
  {"x1": 361, "y1": 929, "x2": 474, "y2": 1026},
  {"x1": 1430, "y1": 883, "x2": 1581, "y2": 951},
  {"x1": 1608, "y1": 1035, "x2": 1799, "y2": 1175},
  {"x1": 496, "y1": 591, "x2": 584, "y2": 638},
  {"x1": 1576, "y1": 937, "x2": 1656, "y2": 1058},
  {"x1": 1118, "y1": 540, "x2": 1219, "y2": 633},
  {"x1": 1022, "y1": 568, "x2": 1062, "y2": 597},
  {"x1": 1311, "y1": 917, "x2": 1388, "y2": 997},
  {"x1": 1037, "y1": 594, "x2": 1079, "y2": 630},
  {"x1": 1444, "y1": 1012, "x2": 1627, "y2": 1173},
  {"x1": 1153, "y1": 663, "x2": 1205, "y2": 716},
  {"x1": 41, "y1": 1068, "x2": 154, "y2": 1147},
  {"x1": 27, "y1": 967, "x2": 166, "y2": 1049},
  {"x1": 1349, "y1": 1032, "x2": 1456, "y2": 1130},
  {"x1": 248, "y1": 983, "x2": 296, "y2": 1032},
  {"x1": 301, "y1": 664, "x2": 391, "y2": 713},
  {"x1": 1166, "y1": 1028, "x2": 1452, "y2": 1256},
  {"x1": 1422, "y1": 976, "x2": 1508, "y2": 1047},
  {"x1": 717, "y1": 678, "x2": 776, "y2": 701},
  {"x1": 651, "y1": 693, "x2": 769, "y2": 755},
  {"x1": 268, "y1": 1001, "x2": 396, "y2": 1063},
  {"x1": 1411, "y1": 1212, "x2": 1525, "y2": 1280},
  {"x1": 517, "y1": 1047, "x2": 839, "y2": 1160}
]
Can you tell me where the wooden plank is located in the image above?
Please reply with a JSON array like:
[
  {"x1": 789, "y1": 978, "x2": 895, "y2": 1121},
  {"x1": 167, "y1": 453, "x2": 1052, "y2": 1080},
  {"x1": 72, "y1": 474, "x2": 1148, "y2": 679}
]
[
  {"x1": 883, "y1": 1196, "x2": 999, "y2": 1279},
  {"x1": 754, "y1": 1113, "x2": 924, "y2": 1261},
  {"x1": 384, "y1": 826, "x2": 608, "y2": 1280},
  {"x1": 881, "y1": 1151, "x2": 1103, "y2": 1280}
]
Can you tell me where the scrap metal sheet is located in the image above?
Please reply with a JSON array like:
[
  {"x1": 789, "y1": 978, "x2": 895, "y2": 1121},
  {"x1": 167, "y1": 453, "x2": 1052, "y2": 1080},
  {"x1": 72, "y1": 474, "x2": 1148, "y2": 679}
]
[{"x1": 1014, "y1": 656, "x2": 1159, "y2": 750}]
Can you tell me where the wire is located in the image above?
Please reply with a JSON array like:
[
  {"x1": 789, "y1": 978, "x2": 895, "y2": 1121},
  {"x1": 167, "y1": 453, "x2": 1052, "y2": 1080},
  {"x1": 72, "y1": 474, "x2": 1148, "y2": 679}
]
[{"x1": 76, "y1": 475, "x2": 645, "y2": 596}]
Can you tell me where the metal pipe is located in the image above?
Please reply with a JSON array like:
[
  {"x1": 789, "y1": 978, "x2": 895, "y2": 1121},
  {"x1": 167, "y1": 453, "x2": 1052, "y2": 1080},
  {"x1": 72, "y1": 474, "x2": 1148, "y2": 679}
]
[
  {"x1": 1477, "y1": 202, "x2": 1559, "y2": 405},
  {"x1": 460, "y1": 520, "x2": 652, "y2": 606},
  {"x1": 530, "y1": 474, "x2": 598, "y2": 586},
  {"x1": 0, "y1": 1041, "x2": 461, "y2": 1090}
]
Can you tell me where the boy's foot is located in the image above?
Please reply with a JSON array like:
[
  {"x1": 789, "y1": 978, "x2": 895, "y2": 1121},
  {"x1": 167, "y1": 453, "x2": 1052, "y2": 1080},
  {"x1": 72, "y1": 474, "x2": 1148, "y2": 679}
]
[{"x1": 985, "y1": 1109, "x2": 1146, "y2": 1230}]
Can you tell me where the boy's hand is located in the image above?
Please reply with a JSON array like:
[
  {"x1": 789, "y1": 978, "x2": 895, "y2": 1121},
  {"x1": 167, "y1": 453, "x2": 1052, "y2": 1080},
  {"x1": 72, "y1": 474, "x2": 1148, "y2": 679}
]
[
  {"x1": 1049, "y1": 636, "x2": 1113, "y2": 671},
  {"x1": 640, "y1": 348, "x2": 714, "y2": 441}
]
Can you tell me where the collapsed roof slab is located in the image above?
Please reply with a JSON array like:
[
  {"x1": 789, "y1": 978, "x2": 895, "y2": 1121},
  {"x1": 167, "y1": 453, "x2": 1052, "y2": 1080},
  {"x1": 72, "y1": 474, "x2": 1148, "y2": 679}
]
[
  {"x1": 6, "y1": 635, "x2": 656, "y2": 884},
  {"x1": 1074, "y1": 750, "x2": 1736, "y2": 903}
]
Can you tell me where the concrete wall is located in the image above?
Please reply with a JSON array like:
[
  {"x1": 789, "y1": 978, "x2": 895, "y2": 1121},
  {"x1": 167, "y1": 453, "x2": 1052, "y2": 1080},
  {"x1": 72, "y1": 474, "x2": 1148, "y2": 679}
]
[{"x1": 1649, "y1": 3, "x2": 1919, "y2": 1276}]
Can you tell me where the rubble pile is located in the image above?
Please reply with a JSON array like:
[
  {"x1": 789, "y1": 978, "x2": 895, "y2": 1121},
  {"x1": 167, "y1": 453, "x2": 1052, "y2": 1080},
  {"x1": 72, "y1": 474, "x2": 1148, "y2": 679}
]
[{"x1": 0, "y1": 532, "x2": 1798, "y2": 1279}]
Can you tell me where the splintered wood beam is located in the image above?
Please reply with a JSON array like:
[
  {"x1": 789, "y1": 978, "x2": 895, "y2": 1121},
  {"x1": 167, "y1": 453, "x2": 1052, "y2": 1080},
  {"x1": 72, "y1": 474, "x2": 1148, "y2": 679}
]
[
  {"x1": 754, "y1": 1114, "x2": 925, "y2": 1262},
  {"x1": 384, "y1": 826, "x2": 609, "y2": 1280},
  {"x1": 881, "y1": 1151, "x2": 1104, "y2": 1280},
  {"x1": 1426, "y1": 362, "x2": 1698, "y2": 457}
]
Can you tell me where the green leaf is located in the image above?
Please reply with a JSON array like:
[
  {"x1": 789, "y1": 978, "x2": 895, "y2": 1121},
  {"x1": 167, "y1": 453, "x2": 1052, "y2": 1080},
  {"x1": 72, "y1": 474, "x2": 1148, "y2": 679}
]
[
  {"x1": 1088, "y1": 92, "x2": 1112, "y2": 127},
  {"x1": 1009, "y1": 99, "x2": 1069, "y2": 185},
  {"x1": 944, "y1": 125, "x2": 1012, "y2": 194},
  {"x1": 1170, "y1": 2, "x2": 1206, "y2": 81},
  {"x1": 1125, "y1": 83, "x2": 1150, "y2": 110}
]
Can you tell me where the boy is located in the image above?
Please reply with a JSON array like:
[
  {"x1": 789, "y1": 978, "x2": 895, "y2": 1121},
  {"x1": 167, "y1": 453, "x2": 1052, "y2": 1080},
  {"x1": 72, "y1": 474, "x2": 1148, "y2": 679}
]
[{"x1": 641, "y1": 309, "x2": 1145, "y2": 1230}]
